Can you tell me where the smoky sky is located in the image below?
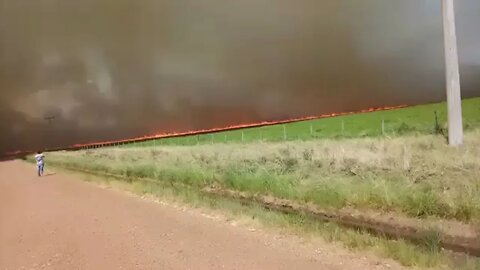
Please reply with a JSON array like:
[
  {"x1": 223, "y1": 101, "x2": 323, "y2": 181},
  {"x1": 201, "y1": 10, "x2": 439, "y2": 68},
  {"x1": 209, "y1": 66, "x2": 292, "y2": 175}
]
[{"x1": 1, "y1": 0, "x2": 479, "y2": 153}]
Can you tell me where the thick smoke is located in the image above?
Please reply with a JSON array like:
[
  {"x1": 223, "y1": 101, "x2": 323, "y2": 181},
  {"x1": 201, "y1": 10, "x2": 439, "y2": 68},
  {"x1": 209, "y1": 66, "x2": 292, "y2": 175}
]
[{"x1": 0, "y1": 0, "x2": 479, "y2": 153}]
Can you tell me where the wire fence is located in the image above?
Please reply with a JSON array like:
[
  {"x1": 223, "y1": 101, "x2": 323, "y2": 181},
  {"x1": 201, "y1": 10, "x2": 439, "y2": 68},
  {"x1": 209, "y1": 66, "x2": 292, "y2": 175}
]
[
  {"x1": 78, "y1": 113, "x2": 477, "y2": 150},
  {"x1": 74, "y1": 97, "x2": 480, "y2": 151}
]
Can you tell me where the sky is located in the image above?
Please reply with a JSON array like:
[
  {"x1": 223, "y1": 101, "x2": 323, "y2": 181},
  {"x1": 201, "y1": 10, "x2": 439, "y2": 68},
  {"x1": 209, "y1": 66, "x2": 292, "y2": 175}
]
[{"x1": 0, "y1": 0, "x2": 479, "y2": 154}]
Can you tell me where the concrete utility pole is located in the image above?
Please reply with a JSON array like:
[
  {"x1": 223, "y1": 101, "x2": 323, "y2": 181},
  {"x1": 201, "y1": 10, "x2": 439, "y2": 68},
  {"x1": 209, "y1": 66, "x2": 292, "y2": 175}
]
[{"x1": 442, "y1": 0, "x2": 463, "y2": 146}]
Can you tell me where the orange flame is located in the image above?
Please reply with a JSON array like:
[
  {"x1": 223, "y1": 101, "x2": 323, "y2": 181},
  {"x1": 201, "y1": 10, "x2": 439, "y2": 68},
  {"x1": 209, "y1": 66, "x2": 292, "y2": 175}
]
[
  {"x1": 68, "y1": 104, "x2": 407, "y2": 149},
  {"x1": 2, "y1": 104, "x2": 407, "y2": 157}
]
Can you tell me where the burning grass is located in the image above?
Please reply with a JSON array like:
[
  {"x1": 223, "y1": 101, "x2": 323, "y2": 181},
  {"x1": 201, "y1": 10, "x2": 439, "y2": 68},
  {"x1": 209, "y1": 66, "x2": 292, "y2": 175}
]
[
  {"x1": 132, "y1": 97, "x2": 480, "y2": 146},
  {"x1": 55, "y1": 97, "x2": 480, "y2": 151}
]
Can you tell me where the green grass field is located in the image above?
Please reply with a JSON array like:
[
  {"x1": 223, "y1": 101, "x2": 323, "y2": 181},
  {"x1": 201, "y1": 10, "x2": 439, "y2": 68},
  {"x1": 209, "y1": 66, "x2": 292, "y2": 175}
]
[{"x1": 129, "y1": 97, "x2": 480, "y2": 147}]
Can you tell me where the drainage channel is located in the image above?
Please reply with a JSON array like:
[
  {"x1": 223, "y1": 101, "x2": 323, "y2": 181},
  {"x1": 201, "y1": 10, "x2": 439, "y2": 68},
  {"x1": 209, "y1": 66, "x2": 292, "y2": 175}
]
[{"x1": 48, "y1": 163, "x2": 480, "y2": 257}]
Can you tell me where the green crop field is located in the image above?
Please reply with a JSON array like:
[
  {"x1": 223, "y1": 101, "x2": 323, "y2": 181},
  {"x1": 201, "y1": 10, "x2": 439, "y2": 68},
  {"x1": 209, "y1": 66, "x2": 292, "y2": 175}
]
[{"x1": 129, "y1": 97, "x2": 480, "y2": 147}]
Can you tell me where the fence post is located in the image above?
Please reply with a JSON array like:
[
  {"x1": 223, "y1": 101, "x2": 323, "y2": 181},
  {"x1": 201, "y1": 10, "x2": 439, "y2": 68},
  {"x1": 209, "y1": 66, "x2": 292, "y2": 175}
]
[
  {"x1": 210, "y1": 134, "x2": 214, "y2": 144},
  {"x1": 382, "y1": 117, "x2": 385, "y2": 135},
  {"x1": 241, "y1": 131, "x2": 244, "y2": 142},
  {"x1": 225, "y1": 134, "x2": 227, "y2": 143},
  {"x1": 283, "y1": 125, "x2": 287, "y2": 140},
  {"x1": 310, "y1": 124, "x2": 313, "y2": 136}
]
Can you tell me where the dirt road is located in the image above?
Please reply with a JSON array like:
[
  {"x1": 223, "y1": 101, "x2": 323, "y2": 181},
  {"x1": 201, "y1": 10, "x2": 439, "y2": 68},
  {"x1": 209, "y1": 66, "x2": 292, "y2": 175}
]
[{"x1": 0, "y1": 160, "x2": 400, "y2": 270}]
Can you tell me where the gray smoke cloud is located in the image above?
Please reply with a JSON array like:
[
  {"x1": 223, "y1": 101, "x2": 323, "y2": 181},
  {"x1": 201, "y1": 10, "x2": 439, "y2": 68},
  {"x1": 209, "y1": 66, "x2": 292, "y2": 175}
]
[{"x1": 1, "y1": 0, "x2": 479, "y2": 154}]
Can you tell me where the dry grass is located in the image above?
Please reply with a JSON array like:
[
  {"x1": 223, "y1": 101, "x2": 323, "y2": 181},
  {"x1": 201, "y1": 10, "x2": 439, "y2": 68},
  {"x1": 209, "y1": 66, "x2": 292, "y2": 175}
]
[
  {"x1": 45, "y1": 130, "x2": 480, "y2": 222},
  {"x1": 40, "y1": 131, "x2": 480, "y2": 269}
]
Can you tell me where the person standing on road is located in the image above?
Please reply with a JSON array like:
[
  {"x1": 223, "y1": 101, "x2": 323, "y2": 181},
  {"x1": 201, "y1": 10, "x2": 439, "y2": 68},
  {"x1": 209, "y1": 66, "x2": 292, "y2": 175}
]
[{"x1": 34, "y1": 151, "x2": 45, "y2": 177}]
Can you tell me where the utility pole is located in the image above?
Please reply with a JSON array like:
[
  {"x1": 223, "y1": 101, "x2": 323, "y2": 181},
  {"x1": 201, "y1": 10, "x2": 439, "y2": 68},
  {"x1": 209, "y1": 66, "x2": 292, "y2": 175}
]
[
  {"x1": 381, "y1": 117, "x2": 385, "y2": 136},
  {"x1": 442, "y1": 0, "x2": 463, "y2": 146}
]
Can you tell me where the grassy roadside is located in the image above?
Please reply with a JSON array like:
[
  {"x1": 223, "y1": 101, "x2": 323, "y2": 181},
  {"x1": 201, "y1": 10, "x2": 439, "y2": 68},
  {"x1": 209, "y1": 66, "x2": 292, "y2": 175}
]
[
  {"x1": 36, "y1": 130, "x2": 480, "y2": 269},
  {"x1": 47, "y1": 164, "x2": 480, "y2": 269},
  {"x1": 46, "y1": 131, "x2": 480, "y2": 223}
]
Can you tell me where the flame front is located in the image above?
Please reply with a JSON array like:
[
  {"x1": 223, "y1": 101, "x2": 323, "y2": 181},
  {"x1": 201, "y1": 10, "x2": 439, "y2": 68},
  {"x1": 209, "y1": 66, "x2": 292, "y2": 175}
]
[
  {"x1": 2, "y1": 104, "x2": 407, "y2": 157},
  {"x1": 70, "y1": 104, "x2": 407, "y2": 149}
]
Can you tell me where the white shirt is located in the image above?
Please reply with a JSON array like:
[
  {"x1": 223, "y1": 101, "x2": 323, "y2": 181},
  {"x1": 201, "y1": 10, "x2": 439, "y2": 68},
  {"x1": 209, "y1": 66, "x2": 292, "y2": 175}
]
[{"x1": 34, "y1": 154, "x2": 45, "y2": 165}]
